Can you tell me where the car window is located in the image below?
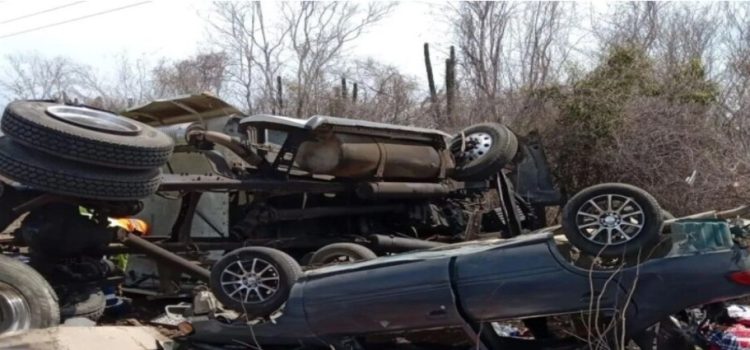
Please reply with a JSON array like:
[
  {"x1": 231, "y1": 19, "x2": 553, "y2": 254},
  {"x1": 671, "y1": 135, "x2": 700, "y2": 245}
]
[{"x1": 265, "y1": 129, "x2": 288, "y2": 148}]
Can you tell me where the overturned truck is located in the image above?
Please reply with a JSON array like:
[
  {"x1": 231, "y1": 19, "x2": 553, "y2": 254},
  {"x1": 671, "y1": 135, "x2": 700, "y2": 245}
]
[{"x1": 0, "y1": 95, "x2": 560, "y2": 333}]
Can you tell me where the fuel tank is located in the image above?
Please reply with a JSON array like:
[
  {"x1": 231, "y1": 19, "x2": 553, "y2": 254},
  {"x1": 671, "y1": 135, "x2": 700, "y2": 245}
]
[{"x1": 295, "y1": 133, "x2": 451, "y2": 180}]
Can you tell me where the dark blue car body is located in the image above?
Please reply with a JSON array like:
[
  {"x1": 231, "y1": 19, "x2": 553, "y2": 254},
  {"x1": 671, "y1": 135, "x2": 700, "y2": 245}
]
[{"x1": 188, "y1": 230, "x2": 750, "y2": 349}]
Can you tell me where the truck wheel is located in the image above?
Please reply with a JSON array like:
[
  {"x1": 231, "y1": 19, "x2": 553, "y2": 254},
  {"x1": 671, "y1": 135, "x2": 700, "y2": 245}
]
[
  {"x1": 309, "y1": 243, "x2": 377, "y2": 266},
  {"x1": 562, "y1": 183, "x2": 663, "y2": 259},
  {"x1": 1, "y1": 101, "x2": 173, "y2": 170},
  {"x1": 210, "y1": 247, "x2": 301, "y2": 318},
  {"x1": 0, "y1": 137, "x2": 161, "y2": 200},
  {"x1": 449, "y1": 123, "x2": 518, "y2": 181},
  {"x1": 60, "y1": 289, "x2": 106, "y2": 322},
  {"x1": 0, "y1": 255, "x2": 59, "y2": 334}
]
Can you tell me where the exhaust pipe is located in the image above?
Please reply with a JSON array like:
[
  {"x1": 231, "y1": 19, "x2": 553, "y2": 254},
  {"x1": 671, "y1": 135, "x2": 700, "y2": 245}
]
[
  {"x1": 356, "y1": 182, "x2": 452, "y2": 199},
  {"x1": 117, "y1": 230, "x2": 210, "y2": 282},
  {"x1": 368, "y1": 234, "x2": 446, "y2": 252},
  {"x1": 187, "y1": 128, "x2": 263, "y2": 166}
]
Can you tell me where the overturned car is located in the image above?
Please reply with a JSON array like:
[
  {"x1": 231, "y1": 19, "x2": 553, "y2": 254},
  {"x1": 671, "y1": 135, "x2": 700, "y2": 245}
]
[{"x1": 187, "y1": 213, "x2": 750, "y2": 350}]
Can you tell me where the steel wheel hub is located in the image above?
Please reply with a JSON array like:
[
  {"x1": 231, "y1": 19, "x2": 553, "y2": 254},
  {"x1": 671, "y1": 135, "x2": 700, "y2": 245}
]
[
  {"x1": 0, "y1": 282, "x2": 31, "y2": 334},
  {"x1": 575, "y1": 194, "x2": 645, "y2": 246},
  {"x1": 219, "y1": 257, "x2": 281, "y2": 305},
  {"x1": 601, "y1": 213, "x2": 620, "y2": 226},
  {"x1": 460, "y1": 132, "x2": 493, "y2": 163},
  {"x1": 244, "y1": 275, "x2": 259, "y2": 288},
  {"x1": 46, "y1": 106, "x2": 142, "y2": 136}
]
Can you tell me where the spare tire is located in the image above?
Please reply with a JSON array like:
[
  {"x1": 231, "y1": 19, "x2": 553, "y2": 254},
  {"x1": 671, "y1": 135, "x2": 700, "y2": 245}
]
[
  {"x1": 561, "y1": 183, "x2": 663, "y2": 258},
  {"x1": 1, "y1": 101, "x2": 174, "y2": 170},
  {"x1": 449, "y1": 123, "x2": 518, "y2": 181},
  {"x1": 0, "y1": 255, "x2": 59, "y2": 334},
  {"x1": 0, "y1": 137, "x2": 161, "y2": 200},
  {"x1": 210, "y1": 247, "x2": 302, "y2": 318}
]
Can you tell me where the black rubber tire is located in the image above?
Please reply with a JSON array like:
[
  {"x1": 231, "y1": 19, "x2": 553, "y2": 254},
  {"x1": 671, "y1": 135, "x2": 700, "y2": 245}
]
[
  {"x1": 299, "y1": 252, "x2": 315, "y2": 266},
  {"x1": 309, "y1": 243, "x2": 377, "y2": 266},
  {"x1": 562, "y1": 183, "x2": 663, "y2": 259},
  {"x1": 449, "y1": 123, "x2": 518, "y2": 181},
  {"x1": 210, "y1": 247, "x2": 302, "y2": 318},
  {"x1": 0, "y1": 137, "x2": 161, "y2": 200},
  {"x1": 1, "y1": 101, "x2": 173, "y2": 170},
  {"x1": 60, "y1": 289, "x2": 106, "y2": 322},
  {"x1": 0, "y1": 255, "x2": 59, "y2": 333}
]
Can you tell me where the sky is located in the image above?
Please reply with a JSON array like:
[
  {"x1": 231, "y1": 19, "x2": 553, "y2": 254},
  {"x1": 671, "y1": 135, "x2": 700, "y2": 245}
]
[{"x1": 0, "y1": 1, "x2": 451, "y2": 86}]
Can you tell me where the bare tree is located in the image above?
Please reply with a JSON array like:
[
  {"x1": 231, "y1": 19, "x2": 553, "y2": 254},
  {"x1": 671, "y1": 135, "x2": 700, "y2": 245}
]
[
  {"x1": 716, "y1": 2, "x2": 750, "y2": 151},
  {"x1": 211, "y1": 1, "x2": 258, "y2": 112},
  {"x1": 347, "y1": 58, "x2": 422, "y2": 125},
  {"x1": 0, "y1": 51, "x2": 227, "y2": 112},
  {"x1": 453, "y1": 2, "x2": 515, "y2": 121},
  {"x1": 251, "y1": 2, "x2": 287, "y2": 114},
  {"x1": 78, "y1": 53, "x2": 155, "y2": 110},
  {"x1": 152, "y1": 52, "x2": 228, "y2": 97},
  {"x1": 596, "y1": 2, "x2": 668, "y2": 54},
  {"x1": 451, "y1": 2, "x2": 572, "y2": 124},
  {"x1": 658, "y1": 3, "x2": 720, "y2": 75},
  {"x1": 512, "y1": 2, "x2": 571, "y2": 91},
  {"x1": 596, "y1": 2, "x2": 722, "y2": 77},
  {"x1": 282, "y1": 2, "x2": 395, "y2": 117},
  {"x1": 211, "y1": 1, "x2": 291, "y2": 113},
  {"x1": 0, "y1": 53, "x2": 90, "y2": 101},
  {"x1": 110, "y1": 53, "x2": 154, "y2": 108}
]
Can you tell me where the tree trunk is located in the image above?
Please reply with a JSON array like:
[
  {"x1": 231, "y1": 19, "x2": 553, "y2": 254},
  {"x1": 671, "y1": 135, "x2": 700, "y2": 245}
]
[
  {"x1": 276, "y1": 75, "x2": 283, "y2": 115},
  {"x1": 423, "y1": 43, "x2": 440, "y2": 119},
  {"x1": 446, "y1": 46, "x2": 456, "y2": 122},
  {"x1": 341, "y1": 77, "x2": 348, "y2": 99}
]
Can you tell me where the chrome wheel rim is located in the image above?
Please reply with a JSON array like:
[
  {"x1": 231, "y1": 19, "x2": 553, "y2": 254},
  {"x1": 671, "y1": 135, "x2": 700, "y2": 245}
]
[
  {"x1": 46, "y1": 106, "x2": 142, "y2": 136},
  {"x1": 219, "y1": 257, "x2": 281, "y2": 305},
  {"x1": 459, "y1": 132, "x2": 493, "y2": 163},
  {"x1": 575, "y1": 194, "x2": 645, "y2": 246},
  {"x1": 0, "y1": 282, "x2": 31, "y2": 334}
]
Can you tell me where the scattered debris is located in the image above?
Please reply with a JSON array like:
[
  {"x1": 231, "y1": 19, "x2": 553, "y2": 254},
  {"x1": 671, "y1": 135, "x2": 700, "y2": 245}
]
[{"x1": 0, "y1": 326, "x2": 171, "y2": 350}]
